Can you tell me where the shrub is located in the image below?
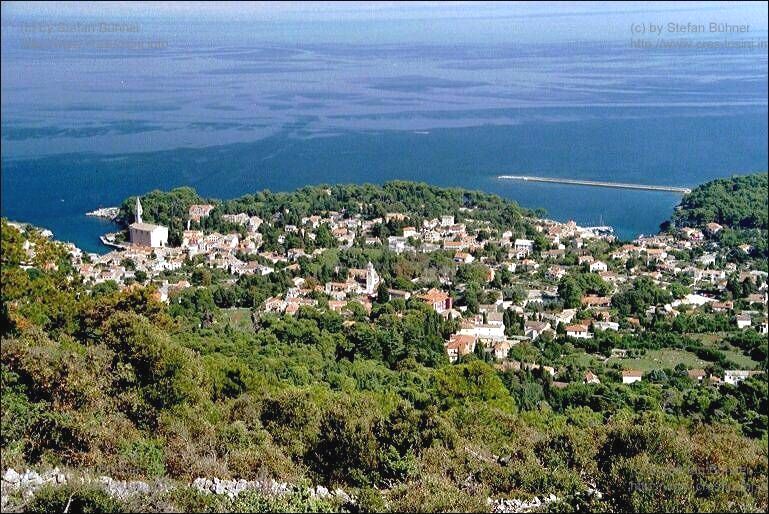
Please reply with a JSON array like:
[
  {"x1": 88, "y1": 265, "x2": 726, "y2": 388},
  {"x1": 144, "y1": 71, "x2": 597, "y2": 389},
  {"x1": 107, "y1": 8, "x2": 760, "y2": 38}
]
[
  {"x1": 26, "y1": 485, "x2": 125, "y2": 513},
  {"x1": 119, "y1": 438, "x2": 166, "y2": 478},
  {"x1": 231, "y1": 488, "x2": 345, "y2": 513}
]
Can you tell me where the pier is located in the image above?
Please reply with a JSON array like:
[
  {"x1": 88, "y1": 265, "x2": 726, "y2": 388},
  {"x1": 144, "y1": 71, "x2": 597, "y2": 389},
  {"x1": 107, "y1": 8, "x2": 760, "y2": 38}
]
[
  {"x1": 497, "y1": 175, "x2": 691, "y2": 194},
  {"x1": 86, "y1": 207, "x2": 120, "y2": 220},
  {"x1": 99, "y1": 234, "x2": 129, "y2": 250}
]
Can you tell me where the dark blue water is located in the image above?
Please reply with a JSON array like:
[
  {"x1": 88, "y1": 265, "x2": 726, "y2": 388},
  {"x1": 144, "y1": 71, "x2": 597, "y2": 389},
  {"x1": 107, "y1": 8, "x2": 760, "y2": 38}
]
[{"x1": 2, "y1": 9, "x2": 767, "y2": 252}]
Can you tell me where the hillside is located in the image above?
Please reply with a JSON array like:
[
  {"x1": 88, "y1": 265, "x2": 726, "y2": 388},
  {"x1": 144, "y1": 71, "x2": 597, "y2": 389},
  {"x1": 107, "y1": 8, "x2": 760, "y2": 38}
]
[
  {"x1": 670, "y1": 173, "x2": 769, "y2": 265},
  {"x1": 1, "y1": 180, "x2": 767, "y2": 513},
  {"x1": 672, "y1": 173, "x2": 768, "y2": 230}
]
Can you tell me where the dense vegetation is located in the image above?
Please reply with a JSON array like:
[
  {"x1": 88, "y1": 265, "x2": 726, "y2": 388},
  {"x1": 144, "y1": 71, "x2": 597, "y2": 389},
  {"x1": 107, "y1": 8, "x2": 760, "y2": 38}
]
[
  {"x1": 670, "y1": 173, "x2": 768, "y2": 264},
  {"x1": 672, "y1": 173, "x2": 768, "y2": 230},
  {"x1": 2, "y1": 179, "x2": 768, "y2": 512}
]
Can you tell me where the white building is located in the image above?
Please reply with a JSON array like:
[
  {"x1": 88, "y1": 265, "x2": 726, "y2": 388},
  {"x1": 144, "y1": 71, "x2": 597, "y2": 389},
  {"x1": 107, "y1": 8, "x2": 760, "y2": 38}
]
[
  {"x1": 365, "y1": 261, "x2": 380, "y2": 296},
  {"x1": 129, "y1": 197, "x2": 168, "y2": 248},
  {"x1": 565, "y1": 324, "x2": 592, "y2": 339},
  {"x1": 130, "y1": 223, "x2": 168, "y2": 248},
  {"x1": 460, "y1": 320, "x2": 506, "y2": 341},
  {"x1": 735, "y1": 314, "x2": 752, "y2": 330},
  {"x1": 589, "y1": 260, "x2": 608, "y2": 273},
  {"x1": 514, "y1": 239, "x2": 534, "y2": 256},
  {"x1": 622, "y1": 370, "x2": 643, "y2": 384},
  {"x1": 724, "y1": 370, "x2": 756, "y2": 385},
  {"x1": 388, "y1": 236, "x2": 411, "y2": 254},
  {"x1": 593, "y1": 321, "x2": 619, "y2": 331}
]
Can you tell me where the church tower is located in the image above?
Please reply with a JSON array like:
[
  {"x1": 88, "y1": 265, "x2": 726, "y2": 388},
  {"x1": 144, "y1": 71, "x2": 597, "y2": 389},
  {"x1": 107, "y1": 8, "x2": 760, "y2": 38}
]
[{"x1": 365, "y1": 261, "x2": 380, "y2": 295}]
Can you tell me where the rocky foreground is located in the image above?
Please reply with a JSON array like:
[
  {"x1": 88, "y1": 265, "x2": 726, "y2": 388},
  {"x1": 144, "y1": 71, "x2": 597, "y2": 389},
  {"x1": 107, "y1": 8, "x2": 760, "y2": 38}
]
[
  {"x1": 1, "y1": 467, "x2": 352, "y2": 511},
  {"x1": 1, "y1": 467, "x2": 605, "y2": 512}
]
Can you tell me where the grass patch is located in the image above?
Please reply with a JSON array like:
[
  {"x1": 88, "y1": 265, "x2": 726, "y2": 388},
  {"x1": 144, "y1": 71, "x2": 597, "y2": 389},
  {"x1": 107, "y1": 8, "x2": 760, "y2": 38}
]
[
  {"x1": 607, "y1": 349, "x2": 711, "y2": 372},
  {"x1": 687, "y1": 333, "x2": 760, "y2": 369},
  {"x1": 222, "y1": 308, "x2": 255, "y2": 333},
  {"x1": 719, "y1": 349, "x2": 760, "y2": 369}
]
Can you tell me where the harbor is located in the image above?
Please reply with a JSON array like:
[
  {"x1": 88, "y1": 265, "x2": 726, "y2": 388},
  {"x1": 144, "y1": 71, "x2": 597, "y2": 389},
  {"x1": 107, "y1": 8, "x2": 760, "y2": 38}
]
[{"x1": 498, "y1": 175, "x2": 692, "y2": 194}]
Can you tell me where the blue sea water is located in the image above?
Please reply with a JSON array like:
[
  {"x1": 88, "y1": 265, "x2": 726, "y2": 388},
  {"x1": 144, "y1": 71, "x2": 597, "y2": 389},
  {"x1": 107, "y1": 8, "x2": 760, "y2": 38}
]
[{"x1": 1, "y1": 8, "x2": 767, "y2": 252}]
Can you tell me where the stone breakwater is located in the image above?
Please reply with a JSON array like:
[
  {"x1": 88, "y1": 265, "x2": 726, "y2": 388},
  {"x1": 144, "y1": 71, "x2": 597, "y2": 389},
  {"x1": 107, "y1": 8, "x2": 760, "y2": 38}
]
[{"x1": 1, "y1": 467, "x2": 353, "y2": 510}]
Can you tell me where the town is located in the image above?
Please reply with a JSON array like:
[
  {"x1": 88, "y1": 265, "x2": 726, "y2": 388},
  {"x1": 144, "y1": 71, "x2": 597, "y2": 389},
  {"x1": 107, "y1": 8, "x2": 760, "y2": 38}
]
[
  {"x1": 4, "y1": 176, "x2": 768, "y2": 513},
  {"x1": 12, "y1": 183, "x2": 767, "y2": 391}
]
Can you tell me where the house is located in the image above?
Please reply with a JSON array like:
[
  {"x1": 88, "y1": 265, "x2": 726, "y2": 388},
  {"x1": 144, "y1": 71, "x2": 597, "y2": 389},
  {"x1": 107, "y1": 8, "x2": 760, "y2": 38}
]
[
  {"x1": 454, "y1": 251, "x2": 475, "y2": 264},
  {"x1": 189, "y1": 204, "x2": 215, "y2": 221},
  {"x1": 402, "y1": 226, "x2": 418, "y2": 238},
  {"x1": 459, "y1": 317, "x2": 506, "y2": 341},
  {"x1": 418, "y1": 288, "x2": 452, "y2": 314},
  {"x1": 698, "y1": 253, "x2": 717, "y2": 267},
  {"x1": 565, "y1": 324, "x2": 592, "y2": 339},
  {"x1": 589, "y1": 260, "x2": 608, "y2": 273},
  {"x1": 446, "y1": 334, "x2": 476, "y2": 363},
  {"x1": 222, "y1": 213, "x2": 250, "y2": 225},
  {"x1": 543, "y1": 308, "x2": 576, "y2": 326},
  {"x1": 443, "y1": 240, "x2": 468, "y2": 251},
  {"x1": 581, "y1": 295, "x2": 612, "y2": 308},
  {"x1": 387, "y1": 289, "x2": 411, "y2": 301},
  {"x1": 492, "y1": 340, "x2": 514, "y2": 360},
  {"x1": 525, "y1": 289, "x2": 543, "y2": 306},
  {"x1": 524, "y1": 320, "x2": 551, "y2": 340},
  {"x1": 711, "y1": 301, "x2": 733, "y2": 313},
  {"x1": 513, "y1": 239, "x2": 534, "y2": 257},
  {"x1": 622, "y1": 369, "x2": 643, "y2": 384},
  {"x1": 593, "y1": 321, "x2": 619, "y2": 332},
  {"x1": 705, "y1": 222, "x2": 723, "y2": 235},
  {"x1": 680, "y1": 227, "x2": 703, "y2": 241},
  {"x1": 388, "y1": 236, "x2": 412, "y2": 254},
  {"x1": 547, "y1": 265, "x2": 566, "y2": 281},
  {"x1": 644, "y1": 248, "x2": 667, "y2": 263},
  {"x1": 735, "y1": 314, "x2": 752, "y2": 329},
  {"x1": 687, "y1": 369, "x2": 706, "y2": 382},
  {"x1": 248, "y1": 216, "x2": 263, "y2": 232},
  {"x1": 440, "y1": 215, "x2": 455, "y2": 227},
  {"x1": 584, "y1": 371, "x2": 601, "y2": 384},
  {"x1": 724, "y1": 370, "x2": 760, "y2": 385},
  {"x1": 542, "y1": 365, "x2": 556, "y2": 377}
]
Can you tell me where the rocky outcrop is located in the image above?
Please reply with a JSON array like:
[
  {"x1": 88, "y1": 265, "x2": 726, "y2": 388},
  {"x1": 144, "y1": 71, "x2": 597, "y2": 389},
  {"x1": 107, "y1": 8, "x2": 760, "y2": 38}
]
[
  {"x1": 487, "y1": 487, "x2": 604, "y2": 513},
  {"x1": 487, "y1": 493, "x2": 559, "y2": 513},
  {"x1": 98, "y1": 476, "x2": 172, "y2": 500},
  {"x1": 2, "y1": 468, "x2": 67, "y2": 504}
]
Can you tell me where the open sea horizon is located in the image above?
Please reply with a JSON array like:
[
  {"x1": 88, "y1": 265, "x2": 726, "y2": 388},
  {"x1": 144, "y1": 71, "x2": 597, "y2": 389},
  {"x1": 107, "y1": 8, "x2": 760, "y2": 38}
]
[{"x1": 2, "y1": 12, "x2": 767, "y2": 252}]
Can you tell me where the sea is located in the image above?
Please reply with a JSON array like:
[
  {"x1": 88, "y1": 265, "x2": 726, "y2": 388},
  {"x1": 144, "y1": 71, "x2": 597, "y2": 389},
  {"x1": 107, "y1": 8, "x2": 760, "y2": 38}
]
[{"x1": 1, "y1": 8, "x2": 767, "y2": 253}]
